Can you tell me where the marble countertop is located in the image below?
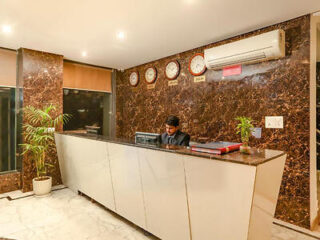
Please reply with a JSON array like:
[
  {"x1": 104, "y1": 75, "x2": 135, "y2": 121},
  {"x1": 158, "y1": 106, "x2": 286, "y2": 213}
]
[{"x1": 55, "y1": 132, "x2": 285, "y2": 166}]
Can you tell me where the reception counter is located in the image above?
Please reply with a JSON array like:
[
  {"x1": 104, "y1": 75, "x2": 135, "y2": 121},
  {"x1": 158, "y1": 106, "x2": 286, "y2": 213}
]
[{"x1": 55, "y1": 132, "x2": 286, "y2": 240}]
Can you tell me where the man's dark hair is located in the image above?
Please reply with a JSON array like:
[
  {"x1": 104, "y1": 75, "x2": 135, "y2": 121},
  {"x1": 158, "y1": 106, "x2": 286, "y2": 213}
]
[{"x1": 165, "y1": 115, "x2": 180, "y2": 127}]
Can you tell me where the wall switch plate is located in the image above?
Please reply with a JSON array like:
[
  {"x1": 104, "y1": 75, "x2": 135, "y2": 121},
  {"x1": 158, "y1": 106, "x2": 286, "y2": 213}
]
[
  {"x1": 251, "y1": 127, "x2": 262, "y2": 138},
  {"x1": 265, "y1": 116, "x2": 283, "y2": 129}
]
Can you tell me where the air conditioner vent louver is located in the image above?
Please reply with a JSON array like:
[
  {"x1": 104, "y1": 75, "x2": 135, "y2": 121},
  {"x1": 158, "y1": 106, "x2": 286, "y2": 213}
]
[
  {"x1": 204, "y1": 29, "x2": 285, "y2": 70},
  {"x1": 206, "y1": 52, "x2": 266, "y2": 69}
]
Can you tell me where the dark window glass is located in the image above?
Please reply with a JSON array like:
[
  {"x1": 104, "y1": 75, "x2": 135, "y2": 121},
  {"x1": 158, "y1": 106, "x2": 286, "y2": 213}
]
[
  {"x1": 63, "y1": 89, "x2": 111, "y2": 136},
  {"x1": 0, "y1": 87, "x2": 16, "y2": 172},
  {"x1": 317, "y1": 62, "x2": 320, "y2": 170}
]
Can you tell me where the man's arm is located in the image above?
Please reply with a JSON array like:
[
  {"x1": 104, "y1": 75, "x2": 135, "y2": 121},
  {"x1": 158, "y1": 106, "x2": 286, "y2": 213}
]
[
  {"x1": 158, "y1": 134, "x2": 164, "y2": 144},
  {"x1": 180, "y1": 134, "x2": 190, "y2": 146},
  {"x1": 160, "y1": 133, "x2": 168, "y2": 144}
]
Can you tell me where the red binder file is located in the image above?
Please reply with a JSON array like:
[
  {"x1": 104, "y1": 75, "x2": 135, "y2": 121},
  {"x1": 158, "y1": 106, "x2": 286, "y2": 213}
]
[{"x1": 191, "y1": 142, "x2": 242, "y2": 155}]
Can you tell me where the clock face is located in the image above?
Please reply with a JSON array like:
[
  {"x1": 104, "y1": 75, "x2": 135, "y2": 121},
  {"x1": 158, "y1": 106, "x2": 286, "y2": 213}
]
[
  {"x1": 189, "y1": 53, "x2": 207, "y2": 76},
  {"x1": 165, "y1": 60, "x2": 180, "y2": 80},
  {"x1": 145, "y1": 67, "x2": 157, "y2": 84},
  {"x1": 129, "y1": 71, "x2": 139, "y2": 86}
]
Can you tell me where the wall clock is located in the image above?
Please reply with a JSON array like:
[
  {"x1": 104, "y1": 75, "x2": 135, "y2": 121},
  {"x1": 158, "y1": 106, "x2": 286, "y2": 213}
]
[
  {"x1": 165, "y1": 60, "x2": 180, "y2": 80},
  {"x1": 145, "y1": 67, "x2": 157, "y2": 84},
  {"x1": 129, "y1": 71, "x2": 139, "y2": 87},
  {"x1": 188, "y1": 53, "x2": 207, "y2": 76}
]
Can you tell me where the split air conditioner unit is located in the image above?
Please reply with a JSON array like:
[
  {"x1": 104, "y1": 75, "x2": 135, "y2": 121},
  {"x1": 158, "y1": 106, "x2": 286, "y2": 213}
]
[{"x1": 204, "y1": 29, "x2": 285, "y2": 70}]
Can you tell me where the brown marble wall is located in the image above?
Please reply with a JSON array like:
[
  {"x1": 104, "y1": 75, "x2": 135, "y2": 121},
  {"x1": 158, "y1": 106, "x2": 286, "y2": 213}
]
[
  {"x1": 17, "y1": 48, "x2": 63, "y2": 192},
  {"x1": 0, "y1": 172, "x2": 21, "y2": 193},
  {"x1": 116, "y1": 15, "x2": 311, "y2": 228}
]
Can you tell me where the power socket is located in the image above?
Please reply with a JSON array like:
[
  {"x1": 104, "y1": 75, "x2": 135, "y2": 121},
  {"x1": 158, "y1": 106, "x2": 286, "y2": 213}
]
[
  {"x1": 251, "y1": 128, "x2": 262, "y2": 138},
  {"x1": 265, "y1": 116, "x2": 283, "y2": 129}
]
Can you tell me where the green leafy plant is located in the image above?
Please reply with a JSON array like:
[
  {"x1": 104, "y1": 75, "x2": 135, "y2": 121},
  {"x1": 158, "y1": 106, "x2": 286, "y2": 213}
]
[
  {"x1": 235, "y1": 116, "x2": 254, "y2": 146},
  {"x1": 20, "y1": 105, "x2": 71, "y2": 179}
]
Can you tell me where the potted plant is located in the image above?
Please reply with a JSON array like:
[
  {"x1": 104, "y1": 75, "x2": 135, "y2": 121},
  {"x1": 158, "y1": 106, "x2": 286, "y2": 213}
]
[
  {"x1": 20, "y1": 105, "x2": 71, "y2": 196},
  {"x1": 235, "y1": 116, "x2": 254, "y2": 154}
]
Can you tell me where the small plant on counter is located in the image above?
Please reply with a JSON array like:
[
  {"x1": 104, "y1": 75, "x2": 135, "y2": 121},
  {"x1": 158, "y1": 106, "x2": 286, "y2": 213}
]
[
  {"x1": 20, "y1": 104, "x2": 71, "y2": 196},
  {"x1": 235, "y1": 116, "x2": 254, "y2": 154}
]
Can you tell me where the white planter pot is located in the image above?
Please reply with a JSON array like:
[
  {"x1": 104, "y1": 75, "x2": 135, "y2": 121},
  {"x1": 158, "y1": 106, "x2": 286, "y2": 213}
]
[{"x1": 32, "y1": 176, "x2": 52, "y2": 196}]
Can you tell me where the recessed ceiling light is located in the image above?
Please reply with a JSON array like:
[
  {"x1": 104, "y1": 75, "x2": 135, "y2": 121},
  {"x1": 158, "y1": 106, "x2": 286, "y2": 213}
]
[
  {"x1": 2, "y1": 25, "x2": 12, "y2": 34},
  {"x1": 81, "y1": 51, "x2": 87, "y2": 57},
  {"x1": 117, "y1": 31, "x2": 125, "y2": 40}
]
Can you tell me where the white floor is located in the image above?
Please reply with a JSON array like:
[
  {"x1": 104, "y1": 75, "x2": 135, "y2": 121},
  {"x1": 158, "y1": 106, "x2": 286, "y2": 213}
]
[{"x1": 0, "y1": 188, "x2": 318, "y2": 240}]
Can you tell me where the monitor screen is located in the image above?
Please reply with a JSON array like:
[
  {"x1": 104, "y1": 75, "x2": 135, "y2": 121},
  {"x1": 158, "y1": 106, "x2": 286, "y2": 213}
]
[{"x1": 135, "y1": 132, "x2": 161, "y2": 145}]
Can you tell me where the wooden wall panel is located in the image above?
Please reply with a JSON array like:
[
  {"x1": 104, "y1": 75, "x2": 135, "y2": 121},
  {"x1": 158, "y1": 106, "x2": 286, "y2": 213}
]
[
  {"x1": 0, "y1": 49, "x2": 17, "y2": 87},
  {"x1": 63, "y1": 62, "x2": 112, "y2": 92}
]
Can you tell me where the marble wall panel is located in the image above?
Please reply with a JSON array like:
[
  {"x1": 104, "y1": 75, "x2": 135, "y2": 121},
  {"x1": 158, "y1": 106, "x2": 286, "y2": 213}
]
[
  {"x1": 17, "y1": 48, "x2": 63, "y2": 192},
  {"x1": 116, "y1": 16, "x2": 311, "y2": 228},
  {"x1": 0, "y1": 172, "x2": 21, "y2": 193}
]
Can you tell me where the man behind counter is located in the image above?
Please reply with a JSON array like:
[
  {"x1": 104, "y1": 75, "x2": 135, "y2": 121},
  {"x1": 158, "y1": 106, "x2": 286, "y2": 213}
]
[{"x1": 161, "y1": 115, "x2": 190, "y2": 146}]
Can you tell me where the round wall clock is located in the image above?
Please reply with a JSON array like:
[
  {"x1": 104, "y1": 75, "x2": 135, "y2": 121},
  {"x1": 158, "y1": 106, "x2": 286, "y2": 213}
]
[
  {"x1": 188, "y1": 53, "x2": 207, "y2": 76},
  {"x1": 165, "y1": 60, "x2": 180, "y2": 80},
  {"x1": 129, "y1": 71, "x2": 139, "y2": 87},
  {"x1": 145, "y1": 67, "x2": 157, "y2": 84}
]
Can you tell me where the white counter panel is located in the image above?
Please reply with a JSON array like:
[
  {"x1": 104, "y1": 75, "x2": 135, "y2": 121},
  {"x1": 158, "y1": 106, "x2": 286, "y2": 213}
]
[
  {"x1": 248, "y1": 154, "x2": 286, "y2": 240},
  {"x1": 138, "y1": 148, "x2": 190, "y2": 240},
  {"x1": 55, "y1": 134, "x2": 82, "y2": 192},
  {"x1": 184, "y1": 155, "x2": 256, "y2": 240},
  {"x1": 55, "y1": 134, "x2": 115, "y2": 211},
  {"x1": 75, "y1": 139, "x2": 115, "y2": 211},
  {"x1": 107, "y1": 142, "x2": 146, "y2": 228}
]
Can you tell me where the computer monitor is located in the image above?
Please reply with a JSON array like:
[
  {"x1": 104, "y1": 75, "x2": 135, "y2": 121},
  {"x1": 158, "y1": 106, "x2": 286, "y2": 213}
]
[{"x1": 135, "y1": 132, "x2": 161, "y2": 145}]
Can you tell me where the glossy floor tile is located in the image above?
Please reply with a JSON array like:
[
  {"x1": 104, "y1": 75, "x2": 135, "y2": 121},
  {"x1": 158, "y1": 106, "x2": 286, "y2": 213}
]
[
  {"x1": 0, "y1": 188, "x2": 318, "y2": 240},
  {"x1": 0, "y1": 188, "x2": 157, "y2": 240}
]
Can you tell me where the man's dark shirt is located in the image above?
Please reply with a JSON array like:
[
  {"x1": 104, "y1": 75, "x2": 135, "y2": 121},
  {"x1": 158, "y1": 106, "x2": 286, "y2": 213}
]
[{"x1": 161, "y1": 130, "x2": 190, "y2": 146}]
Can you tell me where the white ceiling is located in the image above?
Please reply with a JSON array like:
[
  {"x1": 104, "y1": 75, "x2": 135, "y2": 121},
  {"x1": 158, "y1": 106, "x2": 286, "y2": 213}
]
[{"x1": 0, "y1": 0, "x2": 319, "y2": 70}]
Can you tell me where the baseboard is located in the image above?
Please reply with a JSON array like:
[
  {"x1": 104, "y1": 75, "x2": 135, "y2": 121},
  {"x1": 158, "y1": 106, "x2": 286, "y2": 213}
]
[{"x1": 273, "y1": 218, "x2": 320, "y2": 239}]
